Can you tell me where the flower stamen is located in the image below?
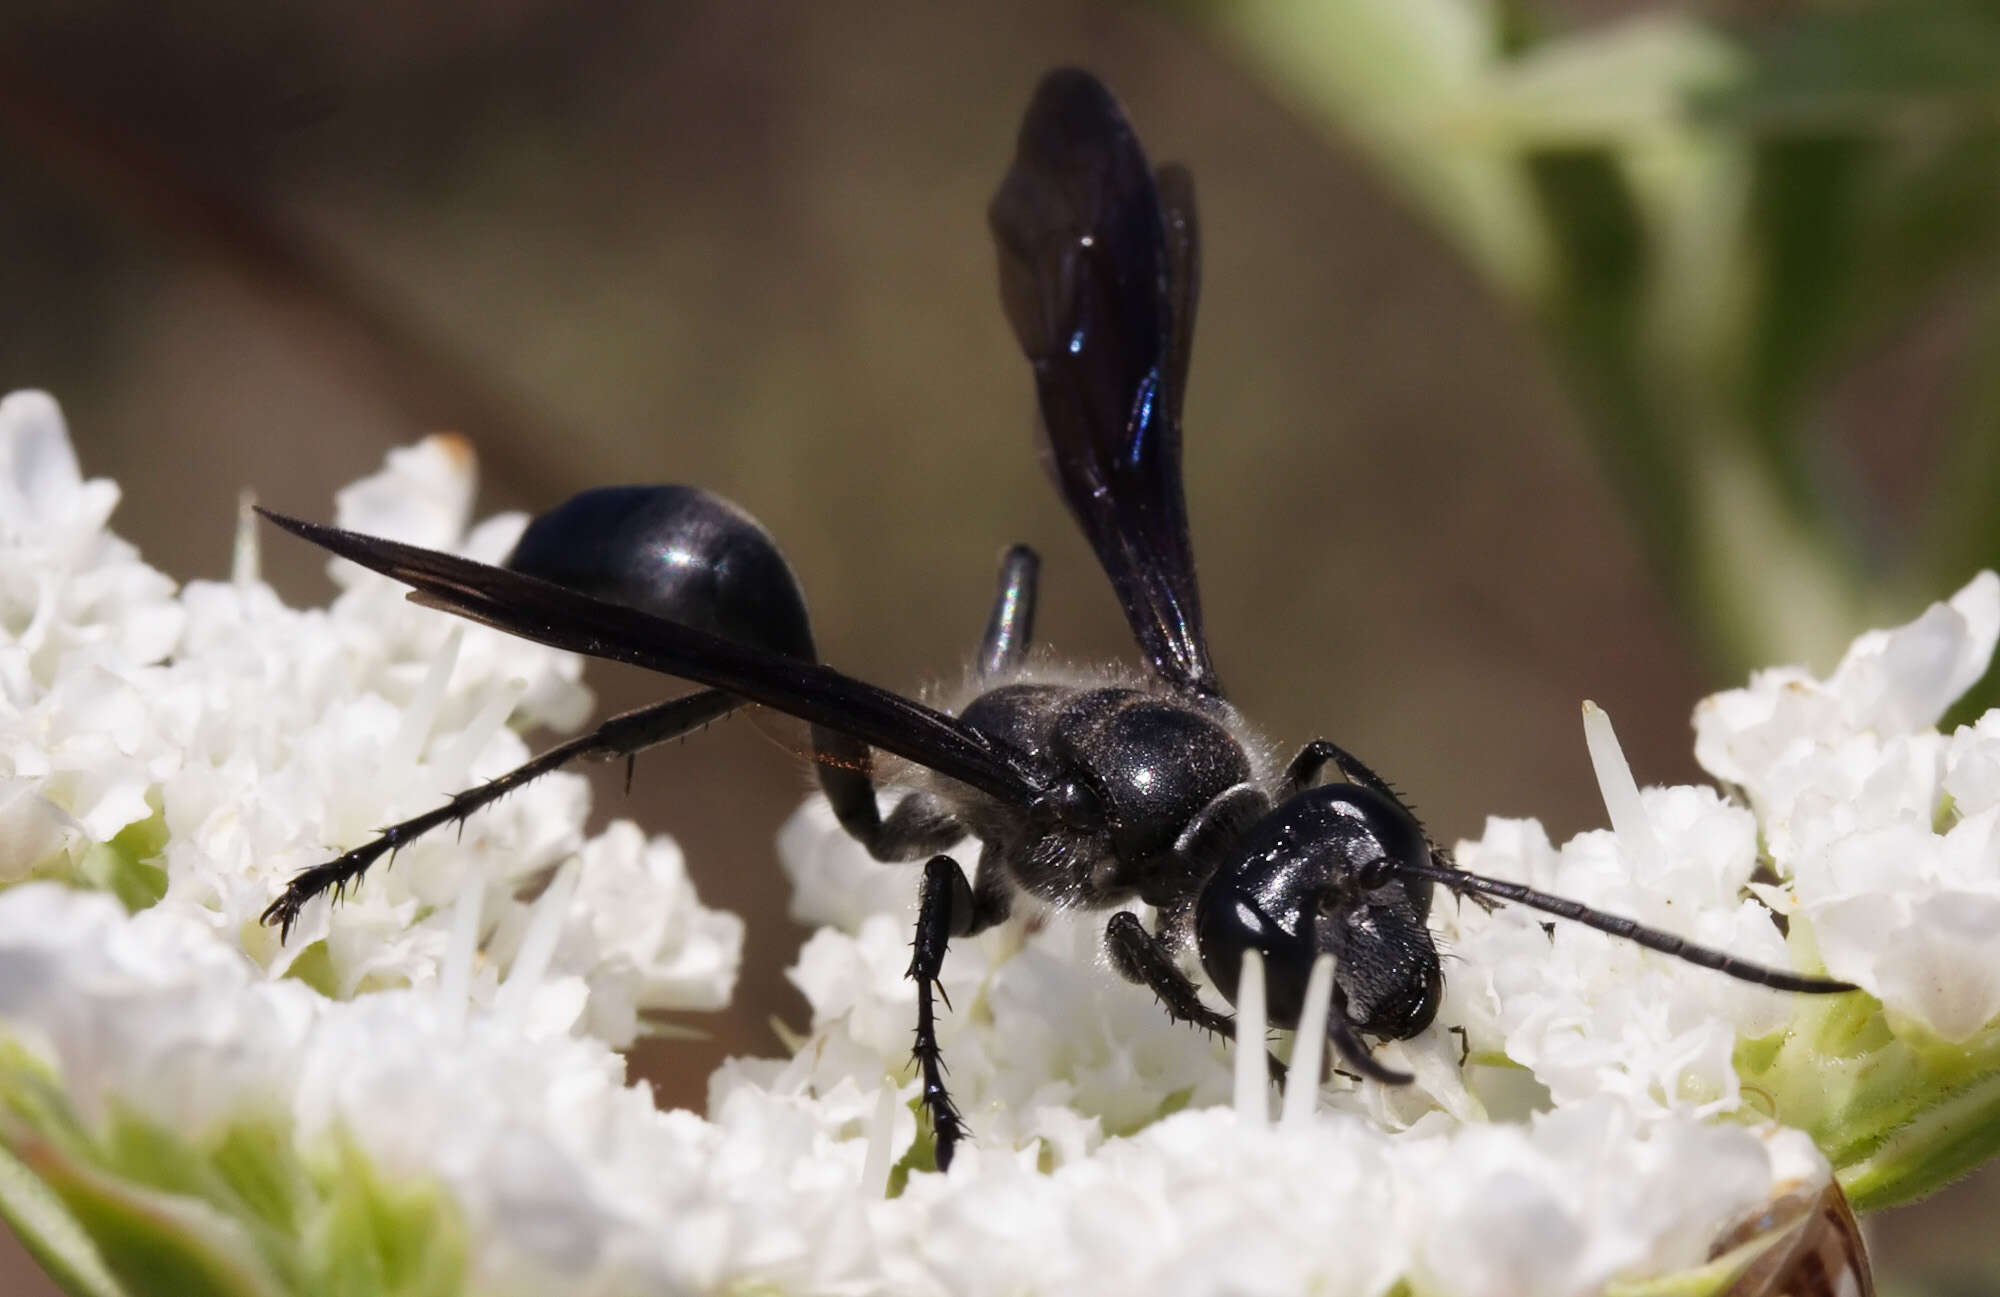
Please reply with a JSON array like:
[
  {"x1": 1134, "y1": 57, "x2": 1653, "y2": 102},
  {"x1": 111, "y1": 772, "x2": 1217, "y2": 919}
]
[
  {"x1": 862, "y1": 1080, "x2": 897, "y2": 1197},
  {"x1": 496, "y1": 858, "x2": 576, "y2": 1015},
  {"x1": 1282, "y1": 953, "x2": 1336, "y2": 1126},
  {"x1": 440, "y1": 870, "x2": 484, "y2": 1034},
  {"x1": 1584, "y1": 699, "x2": 1661, "y2": 870},
  {"x1": 1233, "y1": 948, "x2": 1269, "y2": 1125}
]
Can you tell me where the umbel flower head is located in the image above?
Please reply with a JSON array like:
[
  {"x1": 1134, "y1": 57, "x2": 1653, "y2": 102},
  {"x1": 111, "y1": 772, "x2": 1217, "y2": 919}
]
[{"x1": 1, "y1": 388, "x2": 1991, "y2": 1295}]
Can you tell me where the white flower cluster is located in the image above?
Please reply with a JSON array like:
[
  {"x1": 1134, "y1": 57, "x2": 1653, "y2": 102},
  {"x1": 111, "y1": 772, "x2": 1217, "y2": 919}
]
[
  {"x1": 0, "y1": 881, "x2": 845, "y2": 1294},
  {"x1": 0, "y1": 881, "x2": 1823, "y2": 1297},
  {"x1": 1433, "y1": 573, "x2": 2000, "y2": 1120},
  {"x1": 9, "y1": 389, "x2": 1973, "y2": 1295},
  {"x1": 1699, "y1": 575, "x2": 2000, "y2": 1039},
  {"x1": 0, "y1": 390, "x2": 740, "y2": 1044}
]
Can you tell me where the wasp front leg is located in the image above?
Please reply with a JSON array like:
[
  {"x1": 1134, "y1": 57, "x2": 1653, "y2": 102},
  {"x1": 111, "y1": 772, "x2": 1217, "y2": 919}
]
[{"x1": 907, "y1": 845, "x2": 1012, "y2": 1170}]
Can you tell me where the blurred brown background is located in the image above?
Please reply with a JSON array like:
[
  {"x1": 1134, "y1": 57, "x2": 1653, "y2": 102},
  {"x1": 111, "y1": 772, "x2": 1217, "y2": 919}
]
[{"x1": 0, "y1": 2, "x2": 1987, "y2": 1292}]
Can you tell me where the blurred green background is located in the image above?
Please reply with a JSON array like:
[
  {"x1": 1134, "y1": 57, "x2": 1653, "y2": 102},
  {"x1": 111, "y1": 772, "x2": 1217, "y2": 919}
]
[{"x1": 3, "y1": 0, "x2": 1997, "y2": 1291}]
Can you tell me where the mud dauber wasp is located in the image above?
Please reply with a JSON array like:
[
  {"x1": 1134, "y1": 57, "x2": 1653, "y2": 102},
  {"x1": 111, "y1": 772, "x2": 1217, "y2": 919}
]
[{"x1": 260, "y1": 68, "x2": 1855, "y2": 1170}]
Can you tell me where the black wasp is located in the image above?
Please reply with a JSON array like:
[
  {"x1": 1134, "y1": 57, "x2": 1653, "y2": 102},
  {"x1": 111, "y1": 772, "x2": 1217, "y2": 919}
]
[{"x1": 261, "y1": 68, "x2": 1854, "y2": 1170}]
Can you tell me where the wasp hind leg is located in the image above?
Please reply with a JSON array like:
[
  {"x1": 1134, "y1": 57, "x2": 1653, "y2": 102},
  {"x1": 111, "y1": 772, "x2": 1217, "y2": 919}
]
[{"x1": 264, "y1": 688, "x2": 741, "y2": 937}]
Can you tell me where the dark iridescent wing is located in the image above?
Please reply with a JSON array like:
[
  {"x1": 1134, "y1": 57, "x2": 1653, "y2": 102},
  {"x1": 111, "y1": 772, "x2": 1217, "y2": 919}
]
[
  {"x1": 259, "y1": 510, "x2": 1044, "y2": 806},
  {"x1": 988, "y1": 68, "x2": 1218, "y2": 698},
  {"x1": 1154, "y1": 163, "x2": 1199, "y2": 428}
]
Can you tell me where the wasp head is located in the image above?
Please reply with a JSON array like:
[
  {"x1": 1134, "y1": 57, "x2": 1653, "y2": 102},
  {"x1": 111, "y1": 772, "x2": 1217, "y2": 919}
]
[{"x1": 1195, "y1": 783, "x2": 1442, "y2": 1080}]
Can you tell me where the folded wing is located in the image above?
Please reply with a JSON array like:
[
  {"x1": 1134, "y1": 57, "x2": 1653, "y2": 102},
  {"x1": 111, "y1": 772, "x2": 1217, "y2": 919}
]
[{"x1": 989, "y1": 67, "x2": 1219, "y2": 699}]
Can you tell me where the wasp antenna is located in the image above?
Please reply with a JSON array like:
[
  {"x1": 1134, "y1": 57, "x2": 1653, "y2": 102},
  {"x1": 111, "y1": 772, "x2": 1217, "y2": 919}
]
[{"x1": 1400, "y1": 860, "x2": 1857, "y2": 994}]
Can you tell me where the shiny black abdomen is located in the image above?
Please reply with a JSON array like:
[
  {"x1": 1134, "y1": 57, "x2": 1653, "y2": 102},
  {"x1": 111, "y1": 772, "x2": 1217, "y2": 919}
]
[{"x1": 507, "y1": 485, "x2": 816, "y2": 661}]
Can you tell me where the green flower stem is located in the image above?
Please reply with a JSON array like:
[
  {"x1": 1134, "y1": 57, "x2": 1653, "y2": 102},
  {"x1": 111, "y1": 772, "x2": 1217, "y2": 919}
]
[
  {"x1": 1221, "y1": 0, "x2": 1554, "y2": 300},
  {"x1": 1205, "y1": 0, "x2": 1902, "y2": 676},
  {"x1": 1739, "y1": 991, "x2": 2000, "y2": 1211},
  {"x1": 0, "y1": 1143, "x2": 129, "y2": 1297},
  {"x1": 1608, "y1": 1233, "x2": 1791, "y2": 1297}
]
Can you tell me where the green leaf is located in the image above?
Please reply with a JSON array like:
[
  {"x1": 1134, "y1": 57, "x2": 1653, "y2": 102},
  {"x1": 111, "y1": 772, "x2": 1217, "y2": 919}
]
[
  {"x1": 1738, "y1": 133, "x2": 1873, "y2": 501},
  {"x1": 1924, "y1": 291, "x2": 2000, "y2": 644},
  {"x1": 1699, "y1": 1, "x2": 2000, "y2": 134},
  {"x1": 1476, "y1": 15, "x2": 1743, "y2": 148}
]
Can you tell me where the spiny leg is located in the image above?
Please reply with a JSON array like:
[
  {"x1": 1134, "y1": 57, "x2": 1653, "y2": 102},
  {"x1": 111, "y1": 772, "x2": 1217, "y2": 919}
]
[
  {"x1": 861, "y1": 546, "x2": 1040, "y2": 1166},
  {"x1": 1104, "y1": 911, "x2": 1286, "y2": 1085},
  {"x1": 909, "y1": 847, "x2": 1012, "y2": 1170},
  {"x1": 1283, "y1": 736, "x2": 1443, "y2": 858},
  {"x1": 1104, "y1": 911, "x2": 1232, "y2": 1036},
  {"x1": 1448, "y1": 1024, "x2": 1471, "y2": 1068},
  {"x1": 1283, "y1": 738, "x2": 1410, "y2": 809},
  {"x1": 1281, "y1": 738, "x2": 1484, "y2": 905},
  {"x1": 1166, "y1": 783, "x2": 1271, "y2": 897},
  {"x1": 803, "y1": 721, "x2": 965, "y2": 863},
  {"x1": 263, "y1": 688, "x2": 741, "y2": 937}
]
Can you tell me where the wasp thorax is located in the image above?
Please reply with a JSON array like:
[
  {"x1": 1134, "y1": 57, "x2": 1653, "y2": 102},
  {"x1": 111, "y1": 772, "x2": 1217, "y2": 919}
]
[{"x1": 1047, "y1": 688, "x2": 1251, "y2": 864}]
